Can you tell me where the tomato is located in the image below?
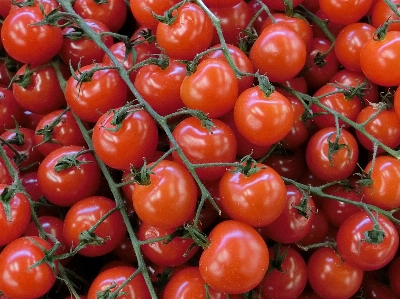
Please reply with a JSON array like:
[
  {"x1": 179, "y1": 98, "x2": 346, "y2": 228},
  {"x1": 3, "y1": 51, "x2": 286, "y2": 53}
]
[
  {"x1": 73, "y1": 0, "x2": 127, "y2": 32},
  {"x1": 37, "y1": 145, "x2": 101, "y2": 207},
  {"x1": 371, "y1": 0, "x2": 400, "y2": 32},
  {"x1": 319, "y1": 0, "x2": 372, "y2": 25},
  {"x1": 87, "y1": 266, "x2": 151, "y2": 299},
  {"x1": 264, "y1": 147, "x2": 306, "y2": 181},
  {"x1": 60, "y1": 19, "x2": 114, "y2": 69},
  {"x1": 260, "y1": 0, "x2": 304, "y2": 10},
  {"x1": 21, "y1": 171, "x2": 44, "y2": 202},
  {"x1": 65, "y1": 63, "x2": 128, "y2": 123},
  {"x1": 92, "y1": 107, "x2": 158, "y2": 170},
  {"x1": 312, "y1": 9, "x2": 345, "y2": 40},
  {"x1": 297, "y1": 209, "x2": 330, "y2": 247},
  {"x1": 180, "y1": 58, "x2": 238, "y2": 119},
  {"x1": 0, "y1": 236, "x2": 58, "y2": 299},
  {"x1": 0, "y1": 0, "x2": 11, "y2": 18},
  {"x1": 360, "y1": 31, "x2": 400, "y2": 86},
  {"x1": 0, "y1": 87, "x2": 23, "y2": 135},
  {"x1": 307, "y1": 247, "x2": 363, "y2": 299},
  {"x1": 335, "y1": 22, "x2": 376, "y2": 72},
  {"x1": 0, "y1": 183, "x2": 31, "y2": 246},
  {"x1": 219, "y1": 162, "x2": 286, "y2": 227},
  {"x1": 355, "y1": 105, "x2": 400, "y2": 154},
  {"x1": 361, "y1": 155, "x2": 400, "y2": 210},
  {"x1": 394, "y1": 85, "x2": 400, "y2": 120},
  {"x1": 132, "y1": 160, "x2": 198, "y2": 229},
  {"x1": 134, "y1": 60, "x2": 186, "y2": 116},
  {"x1": 249, "y1": 23, "x2": 307, "y2": 83},
  {"x1": 360, "y1": 271, "x2": 400, "y2": 299},
  {"x1": 199, "y1": 220, "x2": 269, "y2": 294},
  {"x1": 156, "y1": 3, "x2": 213, "y2": 60},
  {"x1": 34, "y1": 109, "x2": 88, "y2": 157},
  {"x1": 261, "y1": 185, "x2": 316, "y2": 244},
  {"x1": 260, "y1": 245, "x2": 308, "y2": 299},
  {"x1": 234, "y1": 86, "x2": 294, "y2": 146},
  {"x1": 10, "y1": 0, "x2": 61, "y2": 15},
  {"x1": 138, "y1": 222, "x2": 199, "y2": 267},
  {"x1": 306, "y1": 127, "x2": 359, "y2": 181},
  {"x1": 203, "y1": 0, "x2": 241, "y2": 8},
  {"x1": 0, "y1": 58, "x2": 17, "y2": 88},
  {"x1": 0, "y1": 156, "x2": 19, "y2": 185},
  {"x1": 171, "y1": 117, "x2": 237, "y2": 181},
  {"x1": 1, "y1": 7, "x2": 63, "y2": 65},
  {"x1": 336, "y1": 211, "x2": 399, "y2": 271},
  {"x1": 63, "y1": 196, "x2": 126, "y2": 257},
  {"x1": 388, "y1": 256, "x2": 400, "y2": 297},
  {"x1": 245, "y1": 0, "x2": 271, "y2": 33}
]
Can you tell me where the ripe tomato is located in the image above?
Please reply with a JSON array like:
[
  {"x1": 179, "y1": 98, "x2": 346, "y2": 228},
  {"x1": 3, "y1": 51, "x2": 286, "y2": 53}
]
[
  {"x1": 218, "y1": 162, "x2": 287, "y2": 227},
  {"x1": 360, "y1": 31, "x2": 400, "y2": 86},
  {"x1": 361, "y1": 155, "x2": 400, "y2": 210},
  {"x1": 132, "y1": 160, "x2": 198, "y2": 229},
  {"x1": 307, "y1": 247, "x2": 363, "y2": 299},
  {"x1": 260, "y1": 0, "x2": 304, "y2": 10},
  {"x1": 0, "y1": 184, "x2": 31, "y2": 246},
  {"x1": 203, "y1": 0, "x2": 241, "y2": 7},
  {"x1": 37, "y1": 145, "x2": 101, "y2": 207},
  {"x1": 306, "y1": 127, "x2": 359, "y2": 181},
  {"x1": 264, "y1": 147, "x2": 306, "y2": 181},
  {"x1": 180, "y1": 58, "x2": 238, "y2": 119},
  {"x1": 1, "y1": 7, "x2": 63, "y2": 65},
  {"x1": 87, "y1": 266, "x2": 151, "y2": 299},
  {"x1": 0, "y1": 236, "x2": 58, "y2": 299},
  {"x1": 10, "y1": 0, "x2": 60, "y2": 14},
  {"x1": 234, "y1": 86, "x2": 294, "y2": 146},
  {"x1": 199, "y1": 220, "x2": 269, "y2": 294},
  {"x1": 0, "y1": 156, "x2": 19, "y2": 185},
  {"x1": 319, "y1": 0, "x2": 372, "y2": 25},
  {"x1": 21, "y1": 171, "x2": 44, "y2": 202},
  {"x1": 156, "y1": 3, "x2": 213, "y2": 60},
  {"x1": 388, "y1": 256, "x2": 400, "y2": 296},
  {"x1": 92, "y1": 107, "x2": 158, "y2": 170},
  {"x1": 261, "y1": 185, "x2": 316, "y2": 244},
  {"x1": 172, "y1": 117, "x2": 237, "y2": 181},
  {"x1": 65, "y1": 63, "x2": 128, "y2": 123},
  {"x1": 336, "y1": 211, "x2": 399, "y2": 271},
  {"x1": 63, "y1": 196, "x2": 127, "y2": 257},
  {"x1": 249, "y1": 23, "x2": 307, "y2": 83},
  {"x1": 371, "y1": 0, "x2": 400, "y2": 32}
]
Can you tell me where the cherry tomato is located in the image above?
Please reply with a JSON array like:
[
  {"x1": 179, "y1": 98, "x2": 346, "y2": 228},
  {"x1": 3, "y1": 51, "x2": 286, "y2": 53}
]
[
  {"x1": 388, "y1": 256, "x2": 400, "y2": 297},
  {"x1": 260, "y1": 0, "x2": 304, "y2": 10},
  {"x1": 199, "y1": 220, "x2": 269, "y2": 294},
  {"x1": 0, "y1": 156, "x2": 19, "y2": 185},
  {"x1": 21, "y1": 171, "x2": 43, "y2": 202},
  {"x1": 336, "y1": 211, "x2": 399, "y2": 271},
  {"x1": 264, "y1": 147, "x2": 306, "y2": 181},
  {"x1": 319, "y1": 0, "x2": 372, "y2": 25},
  {"x1": 371, "y1": 0, "x2": 400, "y2": 32}
]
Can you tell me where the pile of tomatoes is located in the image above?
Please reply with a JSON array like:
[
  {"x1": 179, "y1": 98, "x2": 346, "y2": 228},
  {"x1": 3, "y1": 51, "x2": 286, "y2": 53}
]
[{"x1": 2, "y1": 0, "x2": 400, "y2": 298}]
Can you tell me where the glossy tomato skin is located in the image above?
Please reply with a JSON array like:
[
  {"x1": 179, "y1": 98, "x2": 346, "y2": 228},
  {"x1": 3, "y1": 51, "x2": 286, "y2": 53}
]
[
  {"x1": 0, "y1": 184, "x2": 31, "y2": 247},
  {"x1": 199, "y1": 220, "x2": 269, "y2": 294},
  {"x1": 0, "y1": 236, "x2": 58, "y2": 299},
  {"x1": 92, "y1": 108, "x2": 158, "y2": 170},
  {"x1": 306, "y1": 127, "x2": 359, "y2": 181},
  {"x1": 0, "y1": 156, "x2": 19, "y2": 185},
  {"x1": 1, "y1": 7, "x2": 63, "y2": 65},
  {"x1": 319, "y1": 0, "x2": 372, "y2": 25},
  {"x1": 180, "y1": 58, "x2": 238, "y2": 119},
  {"x1": 249, "y1": 23, "x2": 307, "y2": 83},
  {"x1": 37, "y1": 145, "x2": 101, "y2": 207},
  {"x1": 234, "y1": 87, "x2": 294, "y2": 146},
  {"x1": 261, "y1": 0, "x2": 304, "y2": 10},
  {"x1": 87, "y1": 266, "x2": 151, "y2": 299},
  {"x1": 336, "y1": 211, "x2": 399, "y2": 271},
  {"x1": 219, "y1": 163, "x2": 287, "y2": 227},
  {"x1": 132, "y1": 160, "x2": 198, "y2": 229},
  {"x1": 371, "y1": 0, "x2": 400, "y2": 32},
  {"x1": 307, "y1": 247, "x2": 363, "y2": 299},
  {"x1": 65, "y1": 63, "x2": 128, "y2": 123},
  {"x1": 172, "y1": 117, "x2": 237, "y2": 181},
  {"x1": 63, "y1": 196, "x2": 127, "y2": 257}
]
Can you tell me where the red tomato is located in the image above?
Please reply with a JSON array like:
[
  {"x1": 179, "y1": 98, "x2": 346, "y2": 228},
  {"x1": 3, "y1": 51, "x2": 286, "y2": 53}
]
[
  {"x1": 37, "y1": 145, "x2": 101, "y2": 207},
  {"x1": 371, "y1": 0, "x2": 400, "y2": 32},
  {"x1": 199, "y1": 220, "x2": 269, "y2": 294},
  {"x1": 306, "y1": 127, "x2": 359, "y2": 181},
  {"x1": 87, "y1": 266, "x2": 151, "y2": 299},
  {"x1": 21, "y1": 171, "x2": 43, "y2": 202},
  {"x1": 10, "y1": 0, "x2": 60, "y2": 14},
  {"x1": 1, "y1": 7, "x2": 63, "y2": 64},
  {"x1": 63, "y1": 196, "x2": 127, "y2": 257},
  {"x1": 202, "y1": 0, "x2": 241, "y2": 7},
  {"x1": 132, "y1": 160, "x2": 198, "y2": 229},
  {"x1": 172, "y1": 117, "x2": 237, "y2": 181},
  {"x1": 361, "y1": 155, "x2": 400, "y2": 210},
  {"x1": 319, "y1": 0, "x2": 372, "y2": 25},
  {"x1": 0, "y1": 184, "x2": 31, "y2": 246},
  {"x1": 73, "y1": 0, "x2": 127, "y2": 32},
  {"x1": 0, "y1": 236, "x2": 58, "y2": 299},
  {"x1": 0, "y1": 0, "x2": 11, "y2": 18},
  {"x1": 264, "y1": 147, "x2": 306, "y2": 181},
  {"x1": 65, "y1": 63, "x2": 128, "y2": 123},
  {"x1": 307, "y1": 247, "x2": 363, "y2": 299},
  {"x1": 234, "y1": 86, "x2": 294, "y2": 146},
  {"x1": 12, "y1": 63, "x2": 67, "y2": 115},
  {"x1": 0, "y1": 59, "x2": 17, "y2": 88},
  {"x1": 260, "y1": 245, "x2": 308, "y2": 299},
  {"x1": 336, "y1": 211, "x2": 399, "y2": 271},
  {"x1": 297, "y1": 209, "x2": 330, "y2": 247},
  {"x1": 312, "y1": 9, "x2": 345, "y2": 40},
  {"x1": 156, "y1": 3, "x2": 213, "y2": 60},
  {"x1": 261, "y1": 185, "x2": 316, "y2": 244},
  {"x1": 219, "y1": 162, "x2": 287, "y2": 227},
  {"x1": 388, "y1": 256, "x2": 400, "y2": 297},
  {"x1": 180, "y1": 58, "x2": 238, "y2": 119},
  {"x1": 0, "y1": 156, "x2": 19, "y2": 185},
  {"x1": 92, "y1": 107, "x2": 158, "y2": 170},
  {"x1": 360, "y1": 31, "x2": 400, "y2": 86},
  {"x1": 249, "y1": 23, "x2": 307, "y2": 83},
  {"x1": 260, "y1": 0, "x2": 304, "y2": 10}
]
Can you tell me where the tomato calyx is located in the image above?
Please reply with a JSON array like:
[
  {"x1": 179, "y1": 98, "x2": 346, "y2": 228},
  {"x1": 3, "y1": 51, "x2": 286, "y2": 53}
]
[
  {"x1": 34, "y1": 108, "x2": 70, "y2": 147},
  {"x1": 231, "y1": 154, "x2": 265, "y2": 177},
  {"x1": 53, "y1": 148, "x2": 93, "y2": 172},
  {"x1": 95, "y1": 281, "x2": 123, "y2": 299},
  {"x1": 27, "y1": 236, "x2": 59, "y2": 274},
  {"x1": 266, "y1": 243, "x2": 289, "y2": 275},
  {"x1": 0, "y1": 185, "x2": 19, "y2": 221},
  {"x1": 327, "y1": 129, "x2": 351, "y2": 166},
  {"x1": 292, "y1": 193, "x2": 314, "y2": 218},
  {"x1": 101, "y1": 104, "x2": 144, "y2": 132},
  {"x1": 150, "y1": 1, "x2": 183, "y2": 25},
  {"x1": 182, "y1": 223, "x2": 210, "y2": 249},
  {"x1": 10, "y1": 63, "x2": 50, "y2": 89},
  {"x1": 362, "y1": 212, "x2": 386, "y2": 245},
  {"x1": 255, "y1": 72, "x2": 275, "y2": 97},
  {"x1": 92, "y1": 0, "x2": 108, "y2": 4}
]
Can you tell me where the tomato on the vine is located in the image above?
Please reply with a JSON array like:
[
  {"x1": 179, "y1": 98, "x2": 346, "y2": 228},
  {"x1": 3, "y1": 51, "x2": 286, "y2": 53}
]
[{"x1": 319, "y1": 0, "x2": 372, "y2": 25}]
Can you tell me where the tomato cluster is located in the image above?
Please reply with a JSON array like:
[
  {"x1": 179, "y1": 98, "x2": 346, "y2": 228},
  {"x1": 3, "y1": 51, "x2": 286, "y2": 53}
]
[{"x1": 1, "y1": 0, "x2": 400, "y2": 298}]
